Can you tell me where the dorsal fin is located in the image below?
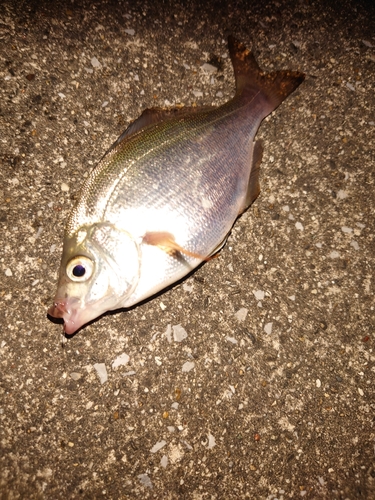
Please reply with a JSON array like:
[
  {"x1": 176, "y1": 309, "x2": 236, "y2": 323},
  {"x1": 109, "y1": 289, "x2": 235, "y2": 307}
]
[{"x1": 105, "y1": 105, "x2": 215, "y2": 157}]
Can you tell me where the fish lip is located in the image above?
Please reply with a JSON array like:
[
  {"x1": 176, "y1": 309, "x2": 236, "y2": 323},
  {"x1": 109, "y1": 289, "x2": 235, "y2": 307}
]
[
  {"x1": 48, "y1": 301, "x2": 66, "y2": 320},
  {"x1": 48, "y1": 299, "x2": 82, "y2": 335}
]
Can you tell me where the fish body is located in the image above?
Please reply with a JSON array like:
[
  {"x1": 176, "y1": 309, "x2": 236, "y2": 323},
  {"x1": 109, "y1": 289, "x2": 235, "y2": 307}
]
[{"x1": 48, "y1": 37, "x2": 304, "y2": 334}]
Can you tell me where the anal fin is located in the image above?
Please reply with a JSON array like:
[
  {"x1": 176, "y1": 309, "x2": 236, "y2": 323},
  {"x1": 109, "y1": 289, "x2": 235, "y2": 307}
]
[{"x1": 239, "y1": 139, "x2": 263, "y2": 215}]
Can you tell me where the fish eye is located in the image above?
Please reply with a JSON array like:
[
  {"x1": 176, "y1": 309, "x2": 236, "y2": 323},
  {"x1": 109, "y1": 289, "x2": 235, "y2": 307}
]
[{"x1": 66, "y1": 256, "x2": 94, "y2": 282}]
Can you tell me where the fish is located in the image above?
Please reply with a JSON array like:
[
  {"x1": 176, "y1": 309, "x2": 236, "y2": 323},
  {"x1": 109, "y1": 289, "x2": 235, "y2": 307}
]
[{"x1": 48, "y1": 36, "x2": 305, "y2": 335}]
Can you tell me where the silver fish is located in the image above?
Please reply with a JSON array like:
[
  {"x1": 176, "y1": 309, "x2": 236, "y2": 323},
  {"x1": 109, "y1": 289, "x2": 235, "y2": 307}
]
[{"x1": 48, "y1": 37, "x2": 304, "y2": 334}]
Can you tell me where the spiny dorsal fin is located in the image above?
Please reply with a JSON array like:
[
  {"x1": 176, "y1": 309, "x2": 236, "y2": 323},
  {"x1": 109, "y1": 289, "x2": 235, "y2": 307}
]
[{"x1": 105, "y1": 105, "x2": 215, "y2": 156}]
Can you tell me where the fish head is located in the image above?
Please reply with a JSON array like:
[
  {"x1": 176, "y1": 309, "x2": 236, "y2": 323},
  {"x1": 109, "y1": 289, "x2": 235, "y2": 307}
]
[{"x1": 48, "y1": 223, "x2": 140, "y2": 334}]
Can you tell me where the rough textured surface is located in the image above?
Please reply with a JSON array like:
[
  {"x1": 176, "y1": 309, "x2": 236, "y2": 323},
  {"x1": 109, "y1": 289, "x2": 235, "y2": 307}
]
[{"x1": 1, "y1": 0, "x2": 374, "y2": 498}]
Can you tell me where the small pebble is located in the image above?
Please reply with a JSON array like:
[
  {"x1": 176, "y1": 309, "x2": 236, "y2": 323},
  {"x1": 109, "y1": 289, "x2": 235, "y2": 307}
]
[
  {"x1": 253, "y1": 290, "x2": 265, "y2": 301},
  {"x1": 316, "y1": 379, "x2": 321, "y2": 388},
  {"x1": 182, "y1": 361, "x2": 195, "y2": 372},
  {"x1": 226, "y1": 336, "x2": 237, "y2": 344},
  {"x1": 112, "y1": 353, "x2": 129, "y2": 369},
  {"x1": 150, "y1": 440, "x2": 167, "y2": 453},
  {"x1": 138, "y1": 474, "x2": 153, "y2": 489},
  {"x1": 264, "y1": 322, "x2": 273, "y2": 335},
  {"x1": 173, "y1": 324, "x2": 188, "y2": 342},
  {"x1": 5, "y1": 268, "x2": 12, "y2": 277},
  {"x1": 329, "y1": 251, "x2": 340, "y2": 259},
  {"x1": 207, "y1": 433, "x2": 216, "y2": 449},
  {"x1": 164, "y1": 324, "x2": 172, "y2": 342},
  {"x1": 235, "y1": 308, "x2": 248, "y2": 322},
  {"x1": 93, "y1": 363, "x2": 108, "y2": 384},
  {"x1": 91, "y1": 56, "x2": 101, "y2": 68},
  {"x1": 200, "y1": 63, "x2": 218, "y2": 74},
  {"x1": 336, "y1": 190, "x2": 348, "y2": 199},
  {"x1": 346, "y1": 82, "x2": 355, "y2": 91},
  {"x1": 61, "y1": 183, "x2": 69, "y2": 192}
]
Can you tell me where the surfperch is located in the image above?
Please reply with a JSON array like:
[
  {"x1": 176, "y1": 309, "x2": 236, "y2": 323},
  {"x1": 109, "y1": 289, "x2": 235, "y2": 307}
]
[{"x1": 48, "y1": 37, "x2": 305, "y2": 334}]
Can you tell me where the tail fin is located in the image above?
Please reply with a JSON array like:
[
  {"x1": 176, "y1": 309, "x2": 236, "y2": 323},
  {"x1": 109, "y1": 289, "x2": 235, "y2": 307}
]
[{"x1": 228, "y1": 36, "x2": 305, "y2": 110}]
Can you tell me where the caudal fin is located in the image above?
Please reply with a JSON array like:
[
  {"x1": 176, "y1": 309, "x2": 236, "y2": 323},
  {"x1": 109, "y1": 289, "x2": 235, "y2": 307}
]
[{"x1": 228, "y1": 36, "x2": 305, "y2": 110}]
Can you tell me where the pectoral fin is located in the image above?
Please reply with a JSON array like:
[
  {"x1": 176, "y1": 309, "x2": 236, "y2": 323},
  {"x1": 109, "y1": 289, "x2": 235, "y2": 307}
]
[
  {"x1": 239, "y1": 139, "x2": 263, "y2": 215},
  {"x1": 143, "y1": 231, "x2": 210, "y2": 261}
]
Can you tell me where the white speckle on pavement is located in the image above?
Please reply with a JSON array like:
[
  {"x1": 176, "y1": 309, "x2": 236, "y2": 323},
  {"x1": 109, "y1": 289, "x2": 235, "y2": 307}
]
[
  {"x1": 336, "y1": 190, "x2": 348, "y2": 199},
  {"x1": 329, "y1": 251, "x2": 340, "y2": 259},
  {"x1": 138, "y1": 473, "x2": 153, "y2": 489},
  {"x1": 235, "y1": 308, "x2": 248, "y2": 322},
  {"x1": 226, "y1": 336, "x2": 238, "y2": 344},
  {"x1": 264, "y1": 322, "x2": 273, "y2": 335},
  {"x1": 93, "y1": 363, "x2": 108, "y2": 384},
  {"x1": 253, "y1": 290, "x2": 265, "y2": 301},
  {"x1": 150, "y1": 440, "x2": 167, "y2": 453},
  {"x1": 164, "y1": 324, "x2": 172, "y2": 343},
  {"x1": 90, "y1": 56, "x2": 101, "y2": 68},
  {"x1": 173, "y1": 324, "x2": 188, "y2": 342},
  {"x1": 182, "y1": 361, "x2": 195, "y2": 372},
  {"x1": 112, "y1": 353, "x2": 129, "y2": 369},
  {"x1": 207, "y1": 433, "x2": 216, "y2": 449},
  {"x1": 200, "y1": 63, "x2": 218, "y2": 74}
]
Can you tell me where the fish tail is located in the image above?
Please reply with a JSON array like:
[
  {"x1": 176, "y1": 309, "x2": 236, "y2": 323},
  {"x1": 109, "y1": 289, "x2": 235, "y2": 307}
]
[{"x1": 228, "y1": 36, "x2": 305, "y2": 110}]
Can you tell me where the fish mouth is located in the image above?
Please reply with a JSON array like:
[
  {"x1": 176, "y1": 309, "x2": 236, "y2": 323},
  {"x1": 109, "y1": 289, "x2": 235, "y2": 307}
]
[{"x1": 48, "y1": 298, "x2": 84, "y2": 335}]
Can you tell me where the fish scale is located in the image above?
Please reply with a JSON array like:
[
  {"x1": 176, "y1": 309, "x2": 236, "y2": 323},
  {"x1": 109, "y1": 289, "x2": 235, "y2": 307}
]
[{"x1": 48, "y1": 37, "x2": 304, "y2": 335}]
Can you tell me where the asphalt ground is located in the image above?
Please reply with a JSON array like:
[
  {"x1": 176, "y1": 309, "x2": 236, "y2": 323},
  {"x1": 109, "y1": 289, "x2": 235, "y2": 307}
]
[{"x1": 1, "y1": 0, "x2": 374, "y2": 498}]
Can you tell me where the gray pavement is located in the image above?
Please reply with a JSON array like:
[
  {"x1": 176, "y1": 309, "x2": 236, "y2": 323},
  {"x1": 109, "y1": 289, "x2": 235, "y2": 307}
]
[{"x1": 1, "y1": 0, "x2": 374, "y2": 498}]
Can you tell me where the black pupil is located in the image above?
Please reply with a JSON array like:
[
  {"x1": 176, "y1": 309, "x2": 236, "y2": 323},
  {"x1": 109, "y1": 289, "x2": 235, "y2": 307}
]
[{"x1": 73, "y1": 264, "x2": 86, "y2": 277}]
